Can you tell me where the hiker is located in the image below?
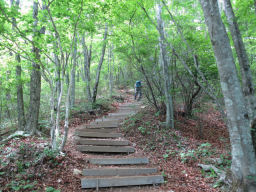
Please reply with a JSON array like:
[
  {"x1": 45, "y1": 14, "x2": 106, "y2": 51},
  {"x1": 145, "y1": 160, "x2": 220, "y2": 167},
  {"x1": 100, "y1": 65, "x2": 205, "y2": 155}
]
[{"x1": 134, "y1": 80, "x2": 142, "y2": 101}]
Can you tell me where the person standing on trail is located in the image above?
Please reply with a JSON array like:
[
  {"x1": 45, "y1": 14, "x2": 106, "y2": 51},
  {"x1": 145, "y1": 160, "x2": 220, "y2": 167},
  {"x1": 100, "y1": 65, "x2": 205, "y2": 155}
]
[{"x1": 134, "y1": 80, "x2": 142, "y2": 101}]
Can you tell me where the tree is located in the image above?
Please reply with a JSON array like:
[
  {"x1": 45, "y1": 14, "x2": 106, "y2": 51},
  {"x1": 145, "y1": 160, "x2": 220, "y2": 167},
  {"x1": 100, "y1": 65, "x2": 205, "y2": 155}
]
[
  {"x1": 199, "y1": 0, "x2": 256, "y2": 190},
  {"x1": 92, "y1": 23, "x2": 108, "y2": 103},
  {"x1": 224, "y1": 0, "x2": 256, "y2": 122},
  {"x1": 25, "y1": 0, "x2": 42, "y2": 135},
  {"x1": 10, "y1": 0, "x2": 26, "y2": 131},
  {"x1": 156, "y1": 1, "x2": 174, "y2": 128}
]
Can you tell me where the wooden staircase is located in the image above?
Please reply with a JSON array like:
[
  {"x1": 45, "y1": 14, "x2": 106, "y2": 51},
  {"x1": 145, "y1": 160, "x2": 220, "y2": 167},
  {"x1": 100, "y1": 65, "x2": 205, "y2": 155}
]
[{"x1": 75, "y1": 102, "x2": 164, "y2": 190}]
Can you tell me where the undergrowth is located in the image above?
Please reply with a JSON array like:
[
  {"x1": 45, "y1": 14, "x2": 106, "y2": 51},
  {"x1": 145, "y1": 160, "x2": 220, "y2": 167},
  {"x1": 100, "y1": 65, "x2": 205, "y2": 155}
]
[
  {"x1": 0, "y1": 141, "x2": 63, "y2": 191},
  {"x1": 121, "y1": 106, "x2": 231, "y2": 190}
]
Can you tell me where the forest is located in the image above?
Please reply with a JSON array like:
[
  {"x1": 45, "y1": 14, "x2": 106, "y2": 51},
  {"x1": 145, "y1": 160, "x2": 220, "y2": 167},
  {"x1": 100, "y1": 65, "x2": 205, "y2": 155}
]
[{"x1": 0, "y1": 0, "x2": 256, "y2": 191}]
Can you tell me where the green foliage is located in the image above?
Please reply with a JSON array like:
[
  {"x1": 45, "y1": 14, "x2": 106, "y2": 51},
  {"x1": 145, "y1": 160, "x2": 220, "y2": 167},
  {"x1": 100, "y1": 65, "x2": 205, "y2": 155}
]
[
  {"x1": 45, "y1": 186, "x2": 61, "y2": 192},
  {"x1": 180, "y1": 150, "x2": 196, "y2": 163},
  {"x1": 219, "y1": 153, "x2": 232, "y2": 167},
  {"x1": 163, "y1": 153, "x2": 169, "y2": 160},
  {"x1": 196, "y1": 143, "x2": 212, "y2": 157},
  {"x1": 179, "y1": 143, "x2": 215, "y2": 163},
  {"x1": 201, "y1": 168, "x2": 218, "y2": 179},
  {"x1": 6, "y1": 180, "x2": 37, "y2": 191},
  {"x1": 138, "y1": 126, "x2": 146, "y2": 134}
]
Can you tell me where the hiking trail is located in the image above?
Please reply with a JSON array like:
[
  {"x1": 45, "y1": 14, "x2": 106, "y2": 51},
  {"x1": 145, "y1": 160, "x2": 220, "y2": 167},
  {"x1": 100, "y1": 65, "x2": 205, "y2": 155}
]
[{"x1": 74, "y1": 100, "x2": 164, "y2": 190}]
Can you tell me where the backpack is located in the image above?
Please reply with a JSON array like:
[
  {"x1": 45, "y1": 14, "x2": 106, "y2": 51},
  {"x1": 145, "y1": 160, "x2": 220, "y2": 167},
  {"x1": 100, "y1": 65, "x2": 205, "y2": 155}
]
[{"x1": 135, "y1": 81, "x2": 141, "y2": 88}]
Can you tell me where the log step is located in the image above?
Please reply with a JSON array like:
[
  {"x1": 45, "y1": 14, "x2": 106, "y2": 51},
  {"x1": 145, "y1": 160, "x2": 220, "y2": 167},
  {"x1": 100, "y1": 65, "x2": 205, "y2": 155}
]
[
  {"x1": 78, "y1": 132, "x2": 122, "y2": 138},
  {"x1": 77, "y1": 145, "x2": 135, "y2": 153},
  {"x1": 95, "y1": 118, "x2": 122, "y2": 123},
  {"x1": 120, "y1": 103, "x2": 140, "y2": 107},
  {"x1": 81, "y1": 175, "x2": 164, "y2": 188},
  {"x1": 83, "y1": 167, "x2": 157, "y2": 176},
  {"x1": 85, "y1": 123, "x2": 118, "y2": 128},
  {"x1": 89, "y1": 157, "x2": 149, "y2": 165},
  {"x1": 75, "y1": 128, "x2": 118, "y2": 134},
  {"x1": 108, "y1": 112, "x2": 135, "y2": 117},
  {"x1": 75, "y1": 138, "x2": 129, "y2": 146}
]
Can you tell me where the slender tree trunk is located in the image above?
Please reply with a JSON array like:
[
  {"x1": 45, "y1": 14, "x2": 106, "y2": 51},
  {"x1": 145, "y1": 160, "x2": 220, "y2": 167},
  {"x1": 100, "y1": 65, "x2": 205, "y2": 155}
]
[
  {"x1": 77, "y1": 70, "x2": 80, "y2": 82},
  {"x1": 60, "y1": 70, "x2": 72, "y2": 151},
  {"x1": 10, "y1": 0, "x2": 26, "y2": 130},
  {"x1": 70, "y1": 34, "x2": 77, "y2": 108},
  {"x1": 25, "y1": 0, "x2": 41, "y2": 135},
  {"x1": 92, "y1": 24, "x2": 108, "y2": 103},
  {"x1": 81, "y1": 34, "x2": 92, "y2": 102},
  {"x1": 224, "y1": 0, "x2": 256, "y2": 121},
  {"x1": 108, "y1": 45, "x2": 113, "y2": 98},
  {"x1": 5, "y1": 70, "x2": 12, "y2": 120},
  {"x1": 156, "y1": 2, "x2": 174, "y2": 128},
  {"x1": 199, "y1": 0, "x2": 256, "y2": 191},
  {"x1": 16, "y1": 56, "x2": 26, "y2": 130},
  {"x1": 65, "y1": 73, "x2": 69, "y2": 87}
]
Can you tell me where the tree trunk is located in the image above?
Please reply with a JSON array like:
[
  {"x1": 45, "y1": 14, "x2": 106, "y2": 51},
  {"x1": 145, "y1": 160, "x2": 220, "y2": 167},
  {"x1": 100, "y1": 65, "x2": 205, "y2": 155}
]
[
  {"x1": 60, "y1": 70, "x2": 72, "y2": 152},
  {"x1": 92, "y1": 24, "x2": 108, "y2": 103},
  {"x1": 55, "y1": 52, "x2": 61, "y2": 101},
  {"x1": 77, "y1": 70, "x2": 80, "y2": 82},
  {"x1": 25, "y1": 0, "x2": 41, "y2": 135},
  {"x1": 81, "y1": 34, "x2": 92, "y2": 102},
  {"x1": 199, "y1": 0, "x2": 256, "y2": 191},
  {"x1": 65, "y1": 72, "x2": 69, "y2": 87},
  {"x1": 70, "y1": 34, "x2": 77, "y2": 108},
  {"x1": 224, "y1": 0, "x2": 256, "y2": 154},
  {"x1": 156, "y1": 2, "x2": 174, "y2": 128},
  {"x1": 10, "y1": 0, "x2": 26, "y2": 130},
  {"x1": 108, "y1": 45, "x2": 113, "y2": 98},
  {"x1": 16, "y1": 56, "x2": 26, "y2": 130},
  {"x1": 5, "y1": 70, "x2": 12, "y2": 120},
  {"x1": 224, "y1": 0, "x2": 256, "y2": 121}
]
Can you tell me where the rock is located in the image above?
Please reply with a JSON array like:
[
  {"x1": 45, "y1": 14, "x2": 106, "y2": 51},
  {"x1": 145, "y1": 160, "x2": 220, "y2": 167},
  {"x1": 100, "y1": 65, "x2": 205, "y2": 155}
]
[{"x1": 73, "y1": 168, "x2": 82, "y2": 175}]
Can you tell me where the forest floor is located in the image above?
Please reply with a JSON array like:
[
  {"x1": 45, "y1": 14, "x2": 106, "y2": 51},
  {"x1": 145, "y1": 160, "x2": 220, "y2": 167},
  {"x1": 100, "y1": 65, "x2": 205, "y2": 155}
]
[{"x1": 0, "y1": 89, "x2": 230, "y2": 192}]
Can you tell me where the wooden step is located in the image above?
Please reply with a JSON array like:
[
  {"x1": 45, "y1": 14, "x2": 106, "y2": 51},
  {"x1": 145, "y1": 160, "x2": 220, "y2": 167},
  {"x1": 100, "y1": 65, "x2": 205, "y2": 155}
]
[
  {"x1": 89, "y1": 157, "x2": 149, "y2": 165},
  {"x1": 81, "y1": 175, "x2": 164, "y2": 188},
  {"x1": 120, "y1": 103, "x2": 140, "y2": 107},
  {"x1": 85, "y1": 122, "x2": 118, "y2": 128},
  {"x1": 83, "y1": 167, "x2": 157, "y2": 176},
  {"x1": 95, "y1": 118, "x2": 121, "y2": 123},
  {"x1": 77, "y1": 145, "x2": 135, "y2": 153},
  {"x1": 75, "y1": 128, "x2": 118, "y2": 134},
  {"x1": 117, "y1": 110, "x2": 138, "y2": 114},
  {"x1": 78, "y1": 132, "x2": 122, "y2": 138},
  {"x1": 75, "y1": 138, "x2": 129, "y2": 146},
  {"x1": 108, "y1": 112, "x2": 135, "y2": 117}
]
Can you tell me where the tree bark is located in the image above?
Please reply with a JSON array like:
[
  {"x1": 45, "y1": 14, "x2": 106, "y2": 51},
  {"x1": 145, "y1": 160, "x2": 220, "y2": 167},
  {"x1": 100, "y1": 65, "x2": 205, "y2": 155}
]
[
  {"x1": 10, "y1": 0, "x2": 26, "y2": 130},
  {"x1": 224, "y1": 0, "x2": 256, "y2": 121},
  {"x1": 16, "y1": 56, "x2": 26, "y2": 130},
  {"x1": 92, "y1": 24, "x2": 108, "y2": 103},
  {"x1": 108, "y1": 44, "x2": 113, "y2": 98},
  {"x1": 156, "y1": 2, "x2": 174, "y2": 128},
  {"x1": 25, "y1": 0, "x2": 41, "y2": 135},
  {"x1": 81, "y1": 34, "x2": 92, "y2": 102},
  {"x1": 60, "y1": 71, "x2": 72, "y2": 152},
  {"x1": 70, "y1": 34, "x2": 77, "y2": 108},
  {"x1": 199, "y1": 0, "x2": 256, "y2": 191}
]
